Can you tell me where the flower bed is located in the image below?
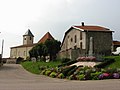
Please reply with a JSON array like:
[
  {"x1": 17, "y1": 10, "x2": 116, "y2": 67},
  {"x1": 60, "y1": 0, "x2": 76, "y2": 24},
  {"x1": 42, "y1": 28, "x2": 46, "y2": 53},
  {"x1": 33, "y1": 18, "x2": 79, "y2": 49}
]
[{"x1": 41, "y1": 66, "x2": 120, "y2": 80}]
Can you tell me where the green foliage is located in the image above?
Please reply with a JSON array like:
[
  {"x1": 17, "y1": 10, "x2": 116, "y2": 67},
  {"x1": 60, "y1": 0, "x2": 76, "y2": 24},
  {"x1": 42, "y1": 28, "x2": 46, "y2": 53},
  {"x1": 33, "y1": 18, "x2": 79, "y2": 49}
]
[
  {"x1": 21, "y1": 61, "x2": 61, "y2": 74},
  {"x1": 67, "y1": 66, "x2": 78, "y2": 76},
  {"x1": 94, "y1": 58, "x2": 115, "y2": 68},
  {"x1": 49, "y1": 72, "x2": 57, "y2": 78},
  {"x1": 76, "y1": 74, "x2": 85, "y2": 80},
  {"x1": 41, "y1": 70, "x2": 46, "y2": 75},
  {"x1": 29, "y1": 39, "x2": 61, "y2": 61},
  {"x1": 45, "y1": 70, "x2": 51, "y2": 76},
  {"x1": 68, "y1": 75, "x2": 77, "y2": 80},
  {"x1": 58, "y1": 60, "x2": 78, "y2": 67},
  {"x1": 57, "y1": 73, "x2": 65, "y2": 79},
  {"x1": 62, "y1": 66, "x2": 76, "y2": 76},
  {"x1": 16, "y1": 57, "x2": 24, "y2": 64},
  {"x1": 61, "y1": 58, "x2": 71, "y2": 64},
  {"x1": 45, "y1": 39, "x2": 61, "y2": 60},
  {"x1": 90, "y1": 72, "x2": 102, "y2": 80},
  {"x1": 104, "y1": 56, "x2": 120, "y2": 68}
]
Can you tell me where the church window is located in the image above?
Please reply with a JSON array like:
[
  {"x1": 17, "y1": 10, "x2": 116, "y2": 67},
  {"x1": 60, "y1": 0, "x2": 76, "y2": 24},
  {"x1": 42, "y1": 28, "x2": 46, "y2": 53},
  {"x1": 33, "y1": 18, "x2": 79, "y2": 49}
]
[
  {"x1": 80, "y1": 42, "x2": 82, "y2": 49},
  {"x1": 30, "y1": 37, "x2": 32, "y2": 40},
  {"x1": 71, "y1": 38, "x2": 73, "y2": 42},
  {"x1": 80, "y1": 31, "x2": 82, "y2": 40},
  {"x1": 24, "y1": 38, "x2": 26, "y2": 40},
  {"x1": 75, "y1": 35, "x2": 77, "y2": 43}
]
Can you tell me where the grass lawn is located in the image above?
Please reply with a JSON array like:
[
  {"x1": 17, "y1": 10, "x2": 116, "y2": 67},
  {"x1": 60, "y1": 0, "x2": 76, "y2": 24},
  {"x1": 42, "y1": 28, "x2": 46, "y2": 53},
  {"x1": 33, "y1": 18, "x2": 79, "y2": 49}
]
[
  {"x1": 105, "y1": 56, "x2": 120, "y2": 68},
  {"x1": 21, "y1": 61, "x2": 61, "y2": 74}
]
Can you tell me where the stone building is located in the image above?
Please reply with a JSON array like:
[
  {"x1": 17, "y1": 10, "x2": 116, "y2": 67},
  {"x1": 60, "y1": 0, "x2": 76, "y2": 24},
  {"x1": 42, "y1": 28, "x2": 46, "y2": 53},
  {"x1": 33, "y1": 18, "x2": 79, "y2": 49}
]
[
  {"x1": 10, "y1": 29, "x2": 54, "y2": 60},
  {"x1": 59, "y1": 22, "x2": 113, "y2": 60}
]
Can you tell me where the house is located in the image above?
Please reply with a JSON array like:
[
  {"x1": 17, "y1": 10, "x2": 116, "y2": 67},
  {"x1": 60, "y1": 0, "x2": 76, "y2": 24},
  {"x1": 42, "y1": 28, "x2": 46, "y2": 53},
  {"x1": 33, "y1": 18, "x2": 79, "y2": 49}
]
[
  {"x1": 112, "y1": 41, "x2": 120, "y2": 52},
  {"x1": 10, "y1": 29, "x2": 54, "y2": 60},
  {"x1": 59, "y1": 22, "x2": 113, "y2": 60}
]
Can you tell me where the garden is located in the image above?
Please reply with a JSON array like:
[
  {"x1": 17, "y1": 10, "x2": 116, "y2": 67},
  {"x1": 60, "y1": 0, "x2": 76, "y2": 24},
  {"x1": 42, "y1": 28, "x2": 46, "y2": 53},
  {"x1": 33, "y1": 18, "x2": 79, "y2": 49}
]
[{"x1": 21, "y1": 56, "x2": 120, "y2": 80}]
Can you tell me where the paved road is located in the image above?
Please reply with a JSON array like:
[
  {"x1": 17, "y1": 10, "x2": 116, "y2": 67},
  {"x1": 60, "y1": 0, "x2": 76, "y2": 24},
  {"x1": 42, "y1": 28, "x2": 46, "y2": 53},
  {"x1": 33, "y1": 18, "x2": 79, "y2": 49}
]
[{"x1": 0, "y1": 64, "x2": 120, "y2": 90}]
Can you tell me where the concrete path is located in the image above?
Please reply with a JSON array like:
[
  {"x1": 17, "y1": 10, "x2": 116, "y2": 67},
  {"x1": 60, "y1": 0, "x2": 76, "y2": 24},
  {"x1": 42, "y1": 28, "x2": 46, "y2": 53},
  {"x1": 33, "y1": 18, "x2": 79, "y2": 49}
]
[{"x1": 0, "y1": 64, "x2": 120, "y2": 90}]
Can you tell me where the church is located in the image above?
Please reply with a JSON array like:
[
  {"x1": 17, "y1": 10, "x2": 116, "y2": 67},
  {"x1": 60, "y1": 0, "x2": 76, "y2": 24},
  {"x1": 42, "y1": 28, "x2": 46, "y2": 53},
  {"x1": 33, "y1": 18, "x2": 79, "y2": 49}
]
[{"x1": 10, "y1": 29, "x2": 54, "y2": 60}]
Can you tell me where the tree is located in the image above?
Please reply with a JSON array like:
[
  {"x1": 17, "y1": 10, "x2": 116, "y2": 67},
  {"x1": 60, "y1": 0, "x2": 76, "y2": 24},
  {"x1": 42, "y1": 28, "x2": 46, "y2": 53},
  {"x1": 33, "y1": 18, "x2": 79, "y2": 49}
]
[
  {"x1": 44, "y1": 39, "x2": 61, "y2": 60},
  {"x1": 29, "y1": 46, "x2": 38, "y2": 59}
]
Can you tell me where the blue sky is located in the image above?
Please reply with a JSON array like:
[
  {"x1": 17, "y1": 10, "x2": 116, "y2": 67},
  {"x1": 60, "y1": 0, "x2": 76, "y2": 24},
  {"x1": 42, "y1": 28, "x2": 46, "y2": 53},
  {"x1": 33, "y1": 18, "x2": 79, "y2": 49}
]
[{"x1": 0, "y1": 0, "x2": 120, "y2": 57}]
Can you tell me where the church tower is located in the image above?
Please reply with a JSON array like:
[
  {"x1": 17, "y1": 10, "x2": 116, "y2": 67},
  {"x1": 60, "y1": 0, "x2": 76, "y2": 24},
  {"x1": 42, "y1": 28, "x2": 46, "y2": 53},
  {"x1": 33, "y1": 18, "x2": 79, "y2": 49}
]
[{"x1": 23, "y1": 29, "x2": 34, "y2": 45}]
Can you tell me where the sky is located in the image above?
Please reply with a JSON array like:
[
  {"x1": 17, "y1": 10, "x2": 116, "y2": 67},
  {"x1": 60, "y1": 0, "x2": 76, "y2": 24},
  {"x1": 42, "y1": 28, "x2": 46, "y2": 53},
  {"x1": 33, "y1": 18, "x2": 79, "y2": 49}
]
[{"x1": 0, "y1": 0, "x2": 120, "y2": 58}]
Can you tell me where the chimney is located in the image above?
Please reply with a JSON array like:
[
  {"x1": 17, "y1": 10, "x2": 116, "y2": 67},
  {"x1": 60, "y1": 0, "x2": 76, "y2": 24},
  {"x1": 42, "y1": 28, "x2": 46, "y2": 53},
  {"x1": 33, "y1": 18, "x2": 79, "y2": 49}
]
[{"x1": 81, "y1": 22, "x2": 84, "y2": 26}]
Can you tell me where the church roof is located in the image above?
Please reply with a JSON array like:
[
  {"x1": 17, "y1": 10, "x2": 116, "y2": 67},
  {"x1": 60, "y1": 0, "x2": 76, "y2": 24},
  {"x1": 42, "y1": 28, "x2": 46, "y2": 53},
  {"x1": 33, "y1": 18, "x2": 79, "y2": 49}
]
[
  {"x1": 10, "y1": 43, "x2": 36, "y2": 49},
  {"x1": 23, "y1": 29, "x2": 34, "y2": 37},
  {"x1": 38, "y1": 32, "x2": 54, "y2": 43}
]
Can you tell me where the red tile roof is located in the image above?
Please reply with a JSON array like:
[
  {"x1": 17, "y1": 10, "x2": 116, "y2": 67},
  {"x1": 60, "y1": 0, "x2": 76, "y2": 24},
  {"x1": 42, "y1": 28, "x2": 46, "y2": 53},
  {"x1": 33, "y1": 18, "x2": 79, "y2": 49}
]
[
  {"x1": 38, "y1": 32, "x2": 54, "y2": 43},
  {"x1": 10, "y1": 43, "x2": 36, "y2": 49},
  {"x1": 113, "y1": 41, "x2": 120, "y2": 45},
  {"x1": 73, "y1": 26, "x2": 112, "y2": 32}
]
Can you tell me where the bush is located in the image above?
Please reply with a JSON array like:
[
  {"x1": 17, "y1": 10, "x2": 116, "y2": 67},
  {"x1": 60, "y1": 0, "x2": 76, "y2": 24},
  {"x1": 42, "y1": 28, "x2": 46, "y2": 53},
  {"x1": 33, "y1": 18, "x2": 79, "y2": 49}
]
[
  {"x1": 67, "y1": 66, "x2": 78, "y2": 76},
  {"x1": 45, "y1": 70, "x2": 52, "y2": 76},
  {"x1": 41, "y1": 70, "x2": 46, "y2": 75},
  {"x1": 49, "y1": 72, "x2": 57, "y2": 78},
  {"x1": 76, "y1": 74, "x2": 85, "y2": 80},
  {"x1": 39, "y1": 66, "x2": 47, "y2": 71},
  {"x1": 90, "y1": 72, "x2": 102, "y2": 80},
  {"x1": 16, "y1": 57, "x2": 24, "y2": 64},
  {"x1": 58, "y1": 60, "x2": 78, "y2": 67},
  {"x1": 61, "y1": 58, "x2": 71, "y2": 64},
  {"x1": 68, "y1": 75, "x2": 77, "y2": 80},
  {"x1": 57, "y1": 73, "x2": 65, "y2": 79},
  {"x1": 62, "y1": 65, "x2": 76, "y2": 76},
  {"x1": 94, "y1": 58, "x2": 115, "y2": 68}
]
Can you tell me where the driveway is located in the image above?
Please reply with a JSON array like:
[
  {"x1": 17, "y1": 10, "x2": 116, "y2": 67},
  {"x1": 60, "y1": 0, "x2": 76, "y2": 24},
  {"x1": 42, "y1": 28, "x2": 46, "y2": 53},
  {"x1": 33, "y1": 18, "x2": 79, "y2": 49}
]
[{"x1": 0, "y1": 64, "x2": 120, "y2": 90}]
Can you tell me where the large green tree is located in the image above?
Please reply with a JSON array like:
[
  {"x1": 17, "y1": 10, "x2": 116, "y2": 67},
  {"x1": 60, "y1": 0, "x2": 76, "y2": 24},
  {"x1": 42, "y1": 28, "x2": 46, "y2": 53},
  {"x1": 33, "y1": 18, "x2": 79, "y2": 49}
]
[
  {"x1": 44, "y1": 39, "x2": 61, "y2": 60},
  {"x1": 29, "y1": 39, "x2": 61, "y2": 61}
]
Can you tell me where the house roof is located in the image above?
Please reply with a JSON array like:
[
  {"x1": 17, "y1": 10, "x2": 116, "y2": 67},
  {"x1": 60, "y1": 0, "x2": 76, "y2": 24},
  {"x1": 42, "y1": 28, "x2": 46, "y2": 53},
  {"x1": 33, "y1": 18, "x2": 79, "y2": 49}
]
[
  {"x1": 73, "y1": 25, "x2": 112, "y2": 32},
  {"x1": 10, "y1": 43, "x2": 36, "y2": 49},
  {"x1": 61, "y1": 24, "x2": 113, "y2": 48},
  {"x1": 23, "y1": 29, "x2": 34, "y2": 37},
  {"x1": 38, "y1": 32, "x2": 54, "y2": 43},
  {"x1": 113, "y1": 41, "x2": 120, "y2": 45}
]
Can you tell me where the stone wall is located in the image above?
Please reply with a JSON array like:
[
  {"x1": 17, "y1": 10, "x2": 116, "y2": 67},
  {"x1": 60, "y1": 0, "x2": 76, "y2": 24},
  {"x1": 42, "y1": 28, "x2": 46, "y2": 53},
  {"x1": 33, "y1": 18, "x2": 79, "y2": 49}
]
[{"x1": 86, "y1": 31, "x2": 112, "y2": 55}]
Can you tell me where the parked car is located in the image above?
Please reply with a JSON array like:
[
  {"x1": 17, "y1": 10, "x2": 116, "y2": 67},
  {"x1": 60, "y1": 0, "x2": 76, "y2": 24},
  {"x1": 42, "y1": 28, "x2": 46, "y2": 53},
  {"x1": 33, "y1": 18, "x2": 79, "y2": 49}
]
[{"x1": 112, "y1": 47, "x2": 120, "y2": 56}]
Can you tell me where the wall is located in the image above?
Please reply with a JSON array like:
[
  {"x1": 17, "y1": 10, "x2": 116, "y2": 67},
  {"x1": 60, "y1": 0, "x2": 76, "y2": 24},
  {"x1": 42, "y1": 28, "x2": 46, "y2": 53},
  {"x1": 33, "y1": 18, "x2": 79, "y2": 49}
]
[
  {"x1": 86, "y1": 31, "x2": 112, "y2": 55},
  {"x1": 10, "y1": 46, "x2": 33, "y2": 60}
]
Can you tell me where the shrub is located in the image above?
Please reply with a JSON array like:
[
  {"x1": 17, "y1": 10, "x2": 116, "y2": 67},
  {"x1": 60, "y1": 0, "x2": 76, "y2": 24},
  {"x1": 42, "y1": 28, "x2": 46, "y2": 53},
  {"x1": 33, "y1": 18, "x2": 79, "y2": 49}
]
[
  {"x1": 76, "y1": 74, "x2": 85, "y2": 80},
  {"x1": 57, "y1": 73, "x2": 65, "y2": 79},
  {"x1": 94, "y1": 58, "x2": 115, "y2": 68},
  {"x1": 58, "y1": 60, "x2": 78, "y2": 67},
  {"x1": 67, "y1": 66, "x2": 78, "y2": 76},
  {"x1": 39, "y1": 66, "x2": 47, "y2": 71},
  {"x1": 61, "y1": 58, "x2": 71, "y2": 64},
  {"x1": 62, "y1": 65, "x2": 76, "y2": 76},
  {"x1": 68, "y1": 75, "x2": 77, "y2": 80},
  {"x1": 98, "y1": 73, "x2": 110, "y2": 80},
  {"x1": 41, "y1": 70, "x2": 46, "y2": 75},
  {"x1": 113, "y1": 73, "x2": 120, "y2": 79},
  {"x1": 90, "y1": 72, "x2": 102, "y2": 80},
  {"x1": 16, "y1": 57, "x2": 24, "y2": 64},
  {"x1": 50, "y1": 72, "x2": 57, "y2": 78},
  {"x1": 45, "y1": 70, "x2": 52, "y2": 76}
]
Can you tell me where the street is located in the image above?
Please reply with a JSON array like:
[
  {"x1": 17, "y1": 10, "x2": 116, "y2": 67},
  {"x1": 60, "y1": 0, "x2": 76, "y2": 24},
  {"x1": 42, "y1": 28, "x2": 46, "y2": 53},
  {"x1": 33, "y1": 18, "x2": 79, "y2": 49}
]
[{"x1": 0, "y1": 64, "x2": 120, "y2": 90}]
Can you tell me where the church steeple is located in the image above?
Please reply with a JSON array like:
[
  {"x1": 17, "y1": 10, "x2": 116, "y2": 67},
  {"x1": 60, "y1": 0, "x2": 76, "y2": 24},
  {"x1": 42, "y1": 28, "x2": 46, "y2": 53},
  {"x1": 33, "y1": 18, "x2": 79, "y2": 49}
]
[{"x1": 23, "y1": 29, "x2": 34, "y2": 45}]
